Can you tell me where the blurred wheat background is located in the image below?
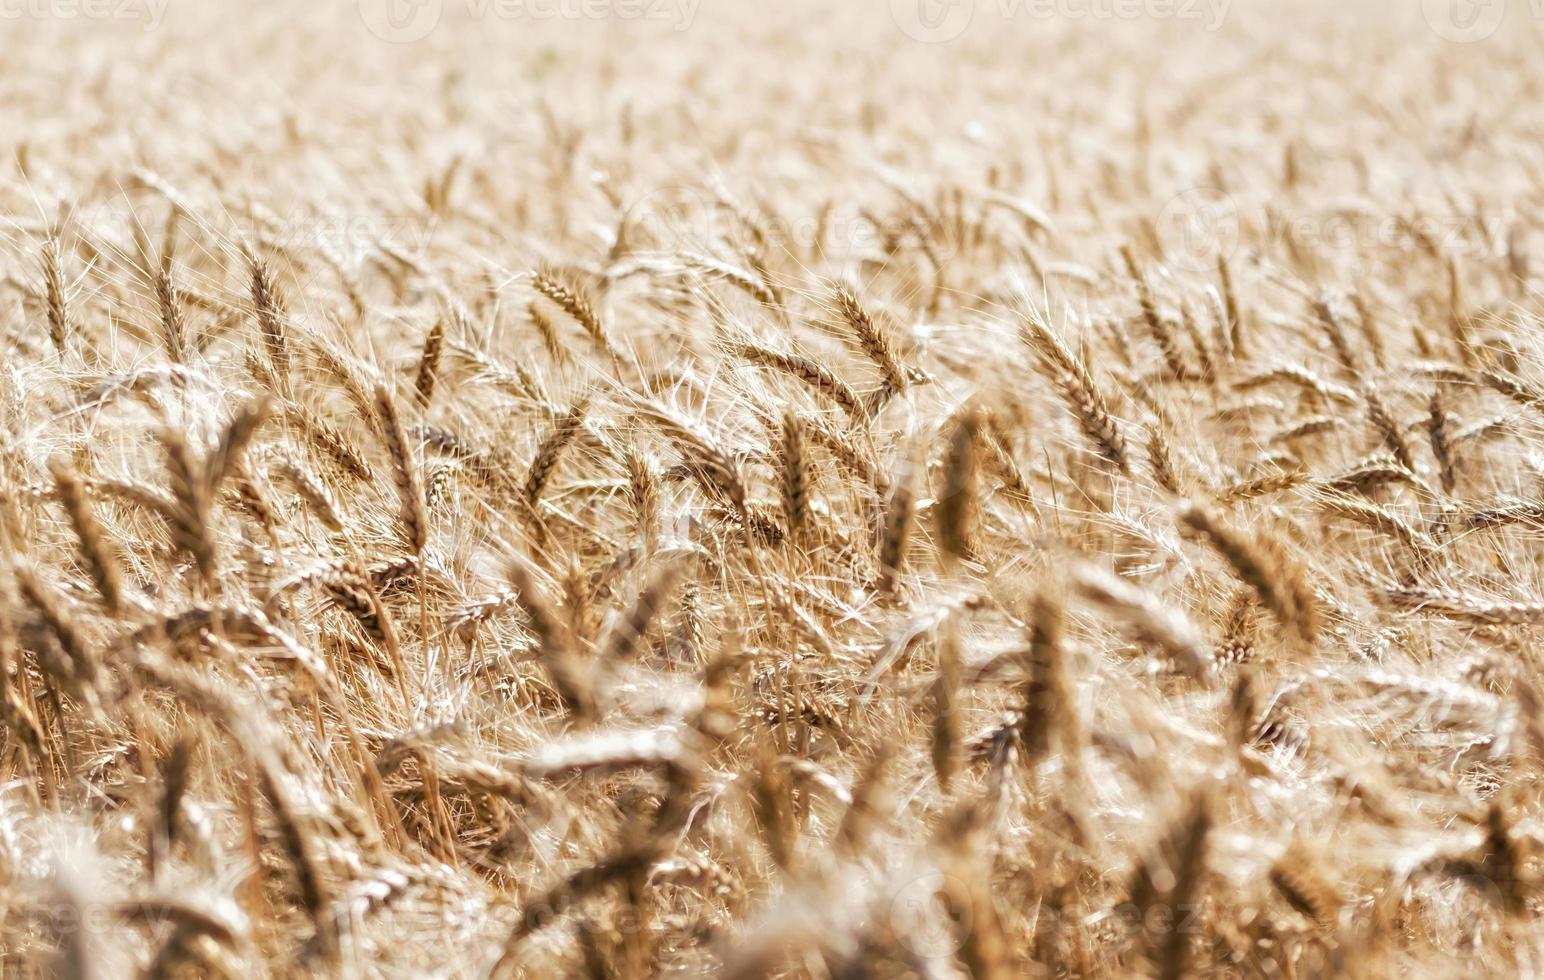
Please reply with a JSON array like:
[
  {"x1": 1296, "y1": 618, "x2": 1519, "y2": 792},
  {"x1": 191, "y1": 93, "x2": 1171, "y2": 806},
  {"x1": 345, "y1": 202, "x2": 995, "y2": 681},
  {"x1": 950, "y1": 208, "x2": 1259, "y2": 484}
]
[{"x1": 2, "y1": 0, "x2": 1544, "y2": 976}]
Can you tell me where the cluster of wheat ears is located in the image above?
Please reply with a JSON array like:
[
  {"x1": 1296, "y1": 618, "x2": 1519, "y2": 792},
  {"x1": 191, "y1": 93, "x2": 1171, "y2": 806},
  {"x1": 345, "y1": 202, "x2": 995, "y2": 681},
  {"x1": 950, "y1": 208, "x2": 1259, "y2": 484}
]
[{"x1": 4, "y1": 2, "x2": 1544, "y2": 977}]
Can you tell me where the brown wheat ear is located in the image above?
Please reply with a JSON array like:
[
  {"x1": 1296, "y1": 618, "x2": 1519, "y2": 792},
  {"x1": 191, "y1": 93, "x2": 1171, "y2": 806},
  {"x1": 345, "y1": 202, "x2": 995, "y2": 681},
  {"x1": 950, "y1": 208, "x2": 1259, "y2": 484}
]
[
  {"x1": 1218, "y1": 253, "x2": 1243, "y2": 356},
  {"x1": 414, "y1": 317, "x2": 446, "y2": 410},
  {"x1": 15, "y1": 564, "x2": 98, "y2": 696},
  {"x1": 1122, "y1": 245, "x2": 1188, "y2": 379},
  {"x1": 1179, "y1": 502, "x2": 1320, "y2": 652},
  {"x1": 1154, "y1": 792, "x2": 1212, "y2": 980},
  {"x1": 604, "y1": 563, "x2": 684, "y2": 662},
  {"x1": 40, "y1": 234, "x2": 72, "y2": 354},
  {"x1": 1428, "y1": 388, "x2": 1456, "y2": 493},
  {"x1": 153, "y1": 254, "x2": 188, "y2": 363},
  {"x1": 737, "y1": 342, "x2": 866, "y2": 421},
  {"x1": 929, "y1": 622, "x2": 964, "y2": 794},
  {"x1": 506, "y1": 556, "x2": 594, "y2": 720},
  {"x1": 1270, "y1": 847, "x2": 1342, "y2": 929},
  {"x1": 533, "y1": 268, "x2": 613, "y2": 357},
  {"x1": 1018, "y1": 590, "x2": 1069, "y2": 766},
  {"x1": 832, "y1": 283, "x2": 907, "y2": 409},
  {"x1": 935, "y1": 408, "x2": 981, "y2": 567},
  {"x1": 1021, "y1": 313, "x2": 1130, "y2": 472},
  {"x1": 373, "y1": 383, "x2": 428, "y2": 555},
  {"x1": 49, "y1": 459, "x2": 123, "y2": 613},
  {"x1": 522, "y1": 398, "x2": 589, "y2": 513},
  {"x1": 779, "y1": 410, "x2": 810, "y2": 540},
  {"x1": 244, "y1": 245, "x2": 289, "y2": 380},
  {"x1": 152, "y1": 734, "x2": 195, "y2": 873},
  {"x1": 876, "y1": 463, "x2": 917, "y2": 598}
]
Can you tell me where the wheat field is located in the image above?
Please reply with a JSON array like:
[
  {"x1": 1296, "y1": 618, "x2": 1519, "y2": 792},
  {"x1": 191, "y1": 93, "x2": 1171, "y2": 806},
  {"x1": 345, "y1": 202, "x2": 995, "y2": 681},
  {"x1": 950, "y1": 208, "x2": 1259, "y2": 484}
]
[{"x1": 3, "y1": 1, "x2": 1544, "y2": 976}]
